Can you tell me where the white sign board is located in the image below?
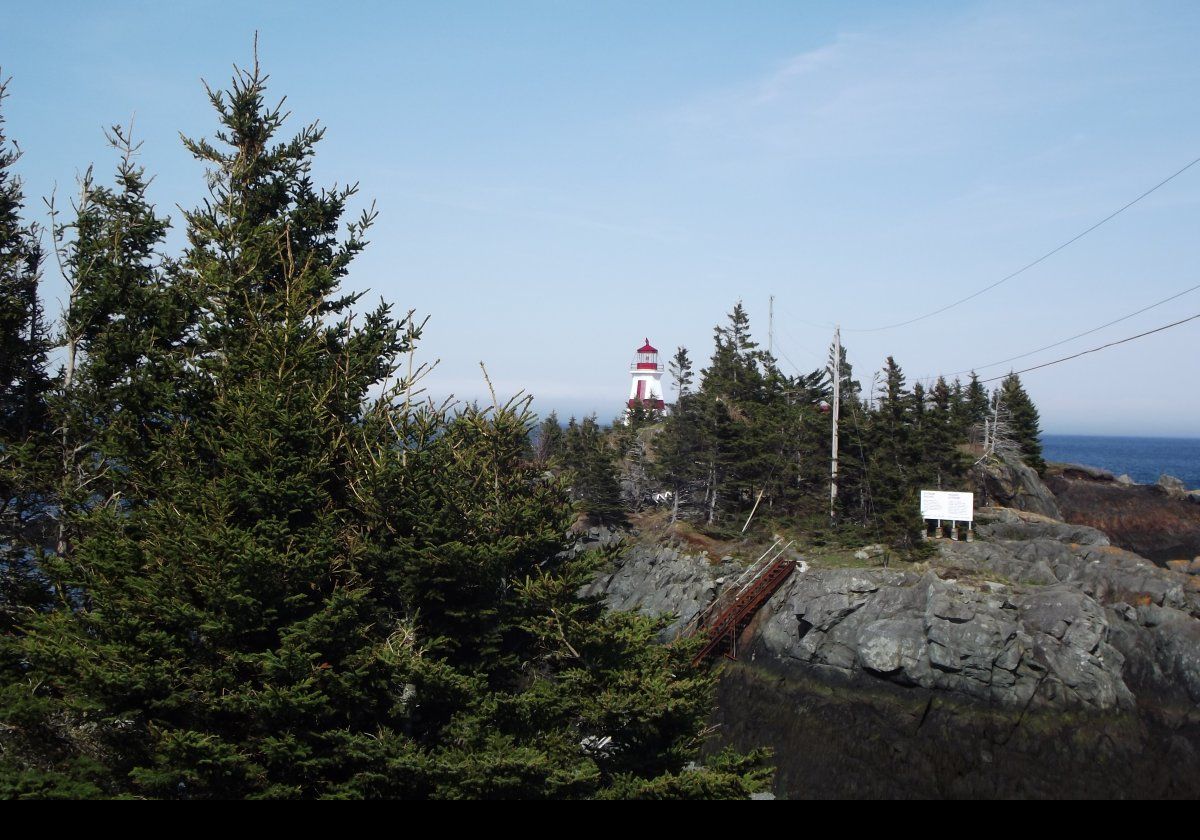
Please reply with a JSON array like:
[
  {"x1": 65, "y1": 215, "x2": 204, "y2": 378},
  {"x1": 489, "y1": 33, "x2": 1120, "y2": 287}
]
[{"x1": 920, "y1": 490, "x2": 974, "y2": 522}]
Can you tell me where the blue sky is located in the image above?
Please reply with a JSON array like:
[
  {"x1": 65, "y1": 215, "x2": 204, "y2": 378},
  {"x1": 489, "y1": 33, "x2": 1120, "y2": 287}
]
[{"x1": 4, "y1": 1, "x2": 1199, "y2": 435}]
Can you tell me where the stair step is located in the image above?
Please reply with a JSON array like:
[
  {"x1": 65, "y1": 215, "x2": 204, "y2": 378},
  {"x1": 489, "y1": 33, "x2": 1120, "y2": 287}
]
[{"x1": 690, "y1": 558, "x2": 797, "y2": 665}]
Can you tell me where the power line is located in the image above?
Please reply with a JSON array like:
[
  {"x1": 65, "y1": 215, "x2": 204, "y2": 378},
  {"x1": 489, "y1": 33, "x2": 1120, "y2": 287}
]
[
  {"x1": 770, "y1": 342, "x2": 806, "y2": 376},
  {"x1": 770, "y1": 329, "x2": 832, "y2": 381},
  {"x1": 776, "y1": 322, "x2": 830, "y2": 364},
  {"x1": 978, "y1": 311, "x2": 1200, "y2": 384},
  {"x1": 842, "y1": 153, "x2": 1200, "y2": 333},
  {"x1": 916, "y1": 281, "x2": 1200, "y2": 383},
  {"x1": 775, "y1": 305, "x2": 836, "y2": 332}
]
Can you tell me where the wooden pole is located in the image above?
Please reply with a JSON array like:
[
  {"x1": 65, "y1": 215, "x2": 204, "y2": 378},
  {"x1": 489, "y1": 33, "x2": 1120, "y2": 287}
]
[
  {"x1": 830, "y1": 326, "x2": 840, "y2": 520},
  {"x1": 741, "y1": 489, "x2": 765, "y2": 534}
]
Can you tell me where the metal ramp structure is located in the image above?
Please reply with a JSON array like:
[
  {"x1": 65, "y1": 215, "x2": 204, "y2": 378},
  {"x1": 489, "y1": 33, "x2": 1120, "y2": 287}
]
[{"x1": 682, "y1": 539, "x2": 798, "y2": 666}]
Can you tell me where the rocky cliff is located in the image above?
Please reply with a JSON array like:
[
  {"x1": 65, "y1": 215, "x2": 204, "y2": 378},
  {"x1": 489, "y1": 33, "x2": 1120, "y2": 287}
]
[{"x1": 585, "y1": 508, "x2": 1200, "y2": 798}]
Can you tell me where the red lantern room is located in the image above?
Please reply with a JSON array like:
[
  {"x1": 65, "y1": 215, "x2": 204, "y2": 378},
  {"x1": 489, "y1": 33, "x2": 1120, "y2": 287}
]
[{"x1": 634, "y1": 339, "x2": 661, "y2": 371}]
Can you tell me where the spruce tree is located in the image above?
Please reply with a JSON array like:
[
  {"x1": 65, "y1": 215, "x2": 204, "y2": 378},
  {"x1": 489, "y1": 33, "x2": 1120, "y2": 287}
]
[
  {"x1": 533, "y1": 410, "x2": 564, "y2": 466},
  {"x1": 16, "y1": 58, "x2": 426, "y2": 798},
  {"x1": 40, "y1": 124, "x2": 199, "y2": 582},
  {"x1": 562, "y1": 415, "x2": 626, "y2": 525},
  {"x1": 0, "y1": 78, "x2": 49, "y2": 445},
  {"x1": 0, "y1": 74, "x2": 50, "y2": 595},
  {"x1": 997, "y1": 373, "x2": 1045, "y2": 474},
  {"x1": 4, "y1": 124, "x2": 199, "y2": 798},
  {"x1": 926, "y1": 376, "x2": 968, "y2": 489},
  {"x1": 54, "y1": 126, "x2": 195, "y2": 479},
  {"x1": 358, "y1": 399, "x2": 767, "y2": 798},
  {"x1": 856, "y1": 357, "x2": 923, "y2": 542},
  {"x1": 964, "y1": 372, "x2": 990, "y2": 434},
  {"x1": 692, "y1": 304, "x2": 772, "y2": 524},
  {"x1": 8, "y1": 59, "x2": 768, "y2": 799},
  {"x1": 0, "y1": 74, "x2": 70, "y2": 799},
  {"x1": 668, "y1": 346, "x2": 694, "y2": 401},
  {"x1": 654, "y1": 385, "x2": 709, "y2": 523}
]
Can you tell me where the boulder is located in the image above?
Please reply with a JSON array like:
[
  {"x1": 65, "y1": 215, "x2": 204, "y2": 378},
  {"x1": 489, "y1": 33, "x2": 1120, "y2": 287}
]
[
  {"x1": 1157, "y1": 474, "x2": 1188, "y2": 499},
  {"x1": 974, "y1": 452, "x2": 1061, "y2": 519},
  {"x1": 1059, "y1": 463, "x2": 1115, "y2": 482}
]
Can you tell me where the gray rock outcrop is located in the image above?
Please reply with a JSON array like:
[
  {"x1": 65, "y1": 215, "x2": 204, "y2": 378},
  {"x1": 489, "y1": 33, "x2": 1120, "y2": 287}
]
[
  {"x1": 974, "y1": 453, "x2": 1061, "y2": 519},
  {"x1": 756, "y1": 566, "x2": 1134, "y2": 711},
  {"x1": 586, "y1": 508, "x2": 1200, "y2": 712},
  {"x1": 580, "y1": 543, "x2": 741, "y2": 639},
  {"x1": 586, "y1": 508, "x2": 1200, "y2": 797}
]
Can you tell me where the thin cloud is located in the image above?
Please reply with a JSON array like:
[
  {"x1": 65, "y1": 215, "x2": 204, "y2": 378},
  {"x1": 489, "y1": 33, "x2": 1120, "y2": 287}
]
[{"x1": 666, "y1": 9, "x2": 1093, "y2": 162}]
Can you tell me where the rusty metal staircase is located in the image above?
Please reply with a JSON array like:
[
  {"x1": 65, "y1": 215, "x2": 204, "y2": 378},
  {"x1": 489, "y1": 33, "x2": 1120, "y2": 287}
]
[{"x1": 683, "y1": 540, "x2": 798, "y2": 666}]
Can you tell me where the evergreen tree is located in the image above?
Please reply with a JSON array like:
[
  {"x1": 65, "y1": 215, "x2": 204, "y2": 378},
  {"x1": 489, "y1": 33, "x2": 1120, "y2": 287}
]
[
  {"x1": 653, "y1": 308, "x2": 841, "y2": 528},
  {"x1": 997, "y1": 373, "x2": 1045, "y2": 474},
  {"x1": 15, "y1": 57, "x2": 421, "y2": 798},
  {"x1": 830, "y1": 339, "x2": 860, "y2": 404},
  {"x1": 854, "y1": 357, "x2": 923, "y2": 542},
  {"x1": 55, "y1": 126, "x2": 195, "y2": 478},
  {"x1": 562, "y1": 415, "x2": 626, "y2": 525},
  {"x1": 43, "y1": 125, "x2": 198, "y2": 576},
  {"x1": 0, "y1": 74, "x2": 69, "y2": 799},
  {"x1": 357, "y1": 400, "x2": 767, "y2": 797},
  {"x1": 909, "y1": 380, "x2": 927, "y2": 441},
  {"x1": 964, "y1": 372, "x2": 990, "y2": 436},
  {"x1": 0, "y1": 78, "x2": 49, "y2": 445},
  {"x1": 668, "y1": 346, "x2": 694, "y2": 401},
  {"x1": 691, "y1": 304, "x2": 773, "y2": 524},
  {"x1": 926, "y1": 377, "x2": 968, "y2": 489},
  {"x1": 533, "y1": 410, "x2": 564, "y2": 466},
  {"x1": 705, "y1": 301, "x2": 764, "y2": 401},
  {"x1": 5, "y1": 56, "x2": 770, "y2": 800},
  {"x1": 947, "y1": 377, "x2": 969, "y2": 439},
  {"x1": 654, "y1": 386, "x2": 709, "y2": 524},
  {"x1": 0, "y1": 73, "x2": 50, "y2": 575}
]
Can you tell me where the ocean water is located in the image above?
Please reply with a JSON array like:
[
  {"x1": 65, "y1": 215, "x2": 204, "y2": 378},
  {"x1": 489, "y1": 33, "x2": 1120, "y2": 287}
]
[{"x1": 1041, "y1": 435, "x2": 1200, "y2": 490}]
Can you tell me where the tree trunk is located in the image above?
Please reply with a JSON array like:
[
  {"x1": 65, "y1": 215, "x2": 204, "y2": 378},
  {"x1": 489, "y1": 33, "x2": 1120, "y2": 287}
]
[
  {"x1": 56, "y1": 334, "x2": 76, "y2": 559},
  {"x1": 707, "y1": 468, "x2": 718, "y2": 525}
]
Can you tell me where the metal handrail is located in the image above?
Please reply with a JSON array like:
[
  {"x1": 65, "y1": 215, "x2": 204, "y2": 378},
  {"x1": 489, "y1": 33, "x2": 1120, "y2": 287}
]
[
  {"x1": 680, "y1": 538, "x2": 794, "y2": 638},
  {"x1": 691, "y1": 557, "x2": 797, "y2": 664}
]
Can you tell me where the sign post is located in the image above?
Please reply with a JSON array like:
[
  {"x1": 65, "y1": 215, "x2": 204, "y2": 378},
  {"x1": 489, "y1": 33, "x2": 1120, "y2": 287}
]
[{"x1": 920, "y1": 491, "x2": 974, "y2": 541}]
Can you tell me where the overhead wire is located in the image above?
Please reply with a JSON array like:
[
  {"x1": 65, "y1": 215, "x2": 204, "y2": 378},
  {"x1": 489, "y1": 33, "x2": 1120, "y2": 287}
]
[
  {"x1": 914, "y1": 281, "x2": 1200, "y2": 384},
  {"x1": 977, "y1": 311, "x2": 1200, "y2": 384},
  {"x1": 836, "y1": 153, "x2": 1200, "y2": 333}
]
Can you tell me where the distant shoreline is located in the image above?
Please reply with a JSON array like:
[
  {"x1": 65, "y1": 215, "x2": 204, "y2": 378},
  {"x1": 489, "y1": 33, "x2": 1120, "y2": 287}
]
[
  {"x1": 1041, "y1": 434, "x2": 1200, "y2": 490},
  {"x1": 1043, "y1": 433, "x2": 1200, "y2": 441}
]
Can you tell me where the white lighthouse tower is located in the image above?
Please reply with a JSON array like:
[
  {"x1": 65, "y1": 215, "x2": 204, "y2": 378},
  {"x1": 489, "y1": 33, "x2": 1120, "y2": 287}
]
[{"x1": 627, "y1": 338, "x2": 666, "y2": 413}]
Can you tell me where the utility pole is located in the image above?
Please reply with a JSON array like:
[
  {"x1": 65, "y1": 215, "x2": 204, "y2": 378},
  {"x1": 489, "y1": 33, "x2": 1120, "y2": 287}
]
[
  {"x1": 829, "y1": 326, "x2": 840, "y2": 520},
  {"x1": 768, "y1": 294, "x2": 774, "y2": 358}
]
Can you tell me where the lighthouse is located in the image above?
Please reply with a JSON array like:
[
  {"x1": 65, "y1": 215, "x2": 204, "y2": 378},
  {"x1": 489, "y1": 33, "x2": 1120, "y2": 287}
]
[{"x1": 627, "y1": 338, "x2": 666, "y2": 413}]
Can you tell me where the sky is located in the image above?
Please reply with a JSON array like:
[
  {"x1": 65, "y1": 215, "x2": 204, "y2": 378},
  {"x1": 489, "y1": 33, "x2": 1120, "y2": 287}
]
[{"x1": 3, "y1": 1, "x2": 1199, "y2": 435}]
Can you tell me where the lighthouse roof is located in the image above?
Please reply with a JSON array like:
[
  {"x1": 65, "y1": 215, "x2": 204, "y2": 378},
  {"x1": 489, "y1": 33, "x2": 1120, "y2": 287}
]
[{"x1": 637, "y1": 338, "x2": 658, "y2": 354}]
